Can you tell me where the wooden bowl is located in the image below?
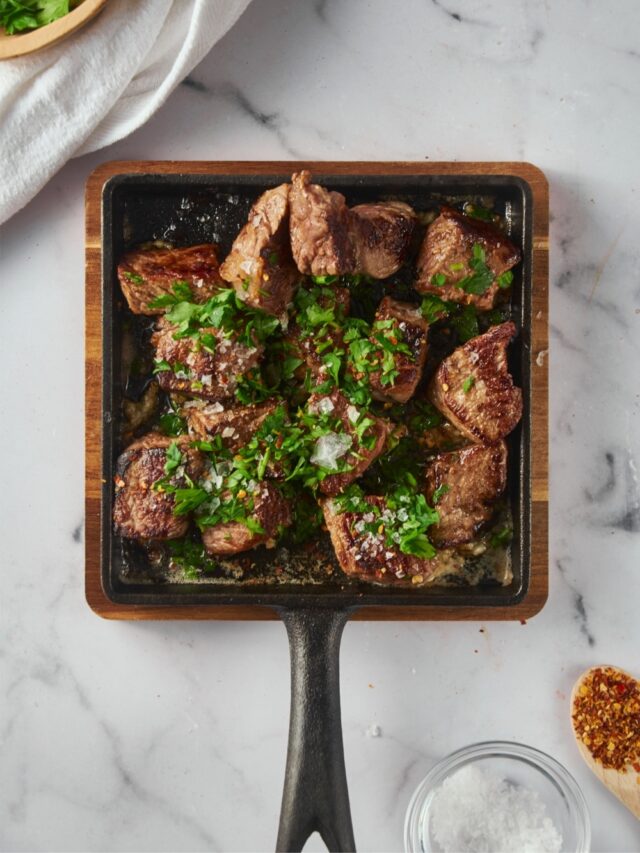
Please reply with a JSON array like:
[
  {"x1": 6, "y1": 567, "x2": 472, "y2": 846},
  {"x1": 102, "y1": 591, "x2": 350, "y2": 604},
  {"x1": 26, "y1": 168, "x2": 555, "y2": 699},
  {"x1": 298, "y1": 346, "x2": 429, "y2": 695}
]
[{"x1": 0, "y1": 0, "x2": 109, "y2": 60}]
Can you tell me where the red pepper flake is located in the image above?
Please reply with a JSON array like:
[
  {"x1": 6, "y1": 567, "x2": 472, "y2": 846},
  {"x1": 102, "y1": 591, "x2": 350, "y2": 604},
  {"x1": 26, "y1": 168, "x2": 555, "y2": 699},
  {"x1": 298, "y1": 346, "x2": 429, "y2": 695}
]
[{"x1": 572, "y1": 667, "x2": 640, "y2": 772}]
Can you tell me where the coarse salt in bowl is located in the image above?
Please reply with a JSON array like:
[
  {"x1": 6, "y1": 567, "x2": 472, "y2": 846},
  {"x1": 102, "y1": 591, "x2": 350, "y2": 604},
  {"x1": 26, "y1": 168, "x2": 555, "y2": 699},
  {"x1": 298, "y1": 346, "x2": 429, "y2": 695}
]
[{"x1": 404, "y1": 741, "x2": 590, "y2": 853}]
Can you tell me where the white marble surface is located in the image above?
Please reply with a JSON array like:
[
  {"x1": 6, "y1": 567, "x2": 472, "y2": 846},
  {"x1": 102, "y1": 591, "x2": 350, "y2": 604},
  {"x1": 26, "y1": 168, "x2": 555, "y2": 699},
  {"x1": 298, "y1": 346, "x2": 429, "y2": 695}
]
[{"x1": 1, "y1": 0, "x2": 639, "y2": 850}]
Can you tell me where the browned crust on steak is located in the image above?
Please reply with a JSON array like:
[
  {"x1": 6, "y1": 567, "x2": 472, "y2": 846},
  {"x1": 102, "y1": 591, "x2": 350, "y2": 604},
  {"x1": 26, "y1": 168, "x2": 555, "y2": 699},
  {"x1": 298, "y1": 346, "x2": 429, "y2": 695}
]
[
  {"x1": 113, "y1": 433, "x2": 205, "y2": 540},
  {"x1": 289, "y1": 171, "x2": 356, "y2": 276},
  {"x1": 321, "y1": 496, "x2": 439, "y2": 582},
  {"x1": 307, "y1": 390, "x2": 396, "y2": 496},
  {"x1": 201, "y1": 482, "x2": 292, "y2": 555},
  {"x1": 425, "y1": 441, "x2": 508, "y2": 547},
  {"x1": 184, "y1": 399, "x2": 281, "y2": 449},
  {"x1": 428, "y1": 321, "x2": 523, "y2": 444},
  {"x1": 152, "y1": 318, "x2": 263, "y2": 401},
  {"x1": 117, "y1": 244, "x2": 223, "y2": 315},
  {"x1": 349, "y1": 201, "x2": 416, "y2": 278},
  {"x1": 369, "y1": 296, "x2": 429, "y2": 403},
  {"x1": 415, "y1": 206, "x2": 521, "y2": 310},
  {"x1": 219, "y1": 184, "x2": 300, "y2": 316}
]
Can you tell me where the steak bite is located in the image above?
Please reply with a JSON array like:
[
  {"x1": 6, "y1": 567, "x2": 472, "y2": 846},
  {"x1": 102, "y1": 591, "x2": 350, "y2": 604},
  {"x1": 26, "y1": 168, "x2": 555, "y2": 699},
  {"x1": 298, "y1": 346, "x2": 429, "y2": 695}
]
[
  {"x1": 350, "y1": 202, "x2": 416, "y2": 278},
  {"x1": 321, "y1": 496, "x2": 441, "y2": 584},
  {"x1": 289, "y1": 170, "x2": 356, "y2": 276},
  {"x1": 184, "y1": 399, "x2": 281, "y2": 451},
  {"x1": 151, "y1": 317, "x2": 263, "y2": 401},
  {"x1": 367, "y1": 297, "x2": 429, "y2": 403},
  {"x1": 113, "y1": 434, "x2": 205, "y2": 540},
  {"x1": 415, "y1": 207, "x2": 521, "y2": 311},
  {"x1": 289, "y1": 171, "x2": 417, "y2": 280},
  {"x1": 284, "y1": 285, "x2": 351, "y2": 380},
  {"x1": 219, "y1": 183, "x2": 300, "y2": 316},
  {"x1": 425, "y1": 441, "x2": 508, "y2": 547},
  {"x1": 200, "y1": 482, "x2": 292, "y2": 555},
  {"x1": 428, "y1": 321, "x2": 522, "y2": 444},
  {"x1": 117, "y1": 244, "x2": 223, "y2": 315},
  {"x1": 307, "y1": 391, "x2": 396, "y2": 496}
]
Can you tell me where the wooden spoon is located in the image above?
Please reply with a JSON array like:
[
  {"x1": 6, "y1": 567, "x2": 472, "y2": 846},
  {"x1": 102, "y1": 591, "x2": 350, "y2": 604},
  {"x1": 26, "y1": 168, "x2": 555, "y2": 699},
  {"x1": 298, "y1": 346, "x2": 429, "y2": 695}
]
[{"x1": 571, "y1": 666, "x2": 640, "y2": 819}]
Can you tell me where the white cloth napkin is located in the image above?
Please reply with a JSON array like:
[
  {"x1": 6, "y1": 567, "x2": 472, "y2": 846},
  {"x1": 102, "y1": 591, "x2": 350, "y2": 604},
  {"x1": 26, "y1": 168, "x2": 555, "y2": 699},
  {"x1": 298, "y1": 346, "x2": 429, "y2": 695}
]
[{"x1": 0, "y1": 0, "x2": 252, "y2": 225}]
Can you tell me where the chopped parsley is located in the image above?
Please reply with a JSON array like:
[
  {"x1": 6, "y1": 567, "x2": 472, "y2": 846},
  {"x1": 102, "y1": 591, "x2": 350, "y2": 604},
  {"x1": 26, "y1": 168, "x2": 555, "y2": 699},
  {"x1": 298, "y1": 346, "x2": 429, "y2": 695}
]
[
  {"x1": 464, "y1": 204, "x2": 496, "y2": 223},
  {"x1": 432, "y1": 484, "x2": 450, "y2": 503},
  {"x1": 431, "y1": 273, "x2": 447, "y2": 287},
  {"x1": 147, "y1": 280, "x2": 193, "y2": 309},
  {"x1": 451, "y1": 305, "x2": 479, "y2": 342},
  {"x1": 490, "y1": 525, "x2": 512, "y2": 548},
  {"x1": 122, "y1": 271, "x2": 145, "y2": 285},
  {"x1": 163, "y1": 441, "x2": 183, "y2": 476},
  {"x1": 159, "y1": 411, "x2": 187, "y2": 436},
  {"x1": 497, "y1": 270, "x2": 514, "y2": 289},
  {"x1": 456, "y1": 244, "x2": 495, "y2": 295},
  {"x1": 462, "y1": 375, "x2": 475, "y2": 394}
]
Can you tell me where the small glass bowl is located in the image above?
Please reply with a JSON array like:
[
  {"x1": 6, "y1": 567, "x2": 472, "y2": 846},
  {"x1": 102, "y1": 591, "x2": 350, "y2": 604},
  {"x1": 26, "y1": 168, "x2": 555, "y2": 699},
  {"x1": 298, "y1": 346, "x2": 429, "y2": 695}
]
[{"x1": 404, "y1": 741, "x2": 591, "y2": 853}]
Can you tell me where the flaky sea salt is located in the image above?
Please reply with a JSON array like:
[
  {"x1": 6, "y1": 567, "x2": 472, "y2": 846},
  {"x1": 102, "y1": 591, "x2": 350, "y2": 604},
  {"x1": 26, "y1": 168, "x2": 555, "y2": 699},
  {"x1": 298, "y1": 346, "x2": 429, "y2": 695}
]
[
  {"x1": 429, "y1": 765, "x2": 563, "y2": 853},
  {"x1": 310, "y1": 432, "x2": 351, "y2": 469}
]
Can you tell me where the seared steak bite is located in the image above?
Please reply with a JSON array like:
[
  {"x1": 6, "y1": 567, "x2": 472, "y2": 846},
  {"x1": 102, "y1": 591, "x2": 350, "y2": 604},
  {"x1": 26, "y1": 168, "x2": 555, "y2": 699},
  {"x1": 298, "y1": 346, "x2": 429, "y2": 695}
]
[
  {"x1": 289, "y1": 171, "x2": 417, "y2": 280},
  {"x1": 118, "y1": 244, "x2": 223, "y2": 315},
  {"x1": 184, "y1": 399, "x2": 281, "y2": 451},
  {"x1": 350, "y1": 202, "x2": 416, "y2": 278},
  {"x1": 367, "y1": 297, "x2": 428, "y2": 403},
  {"x1": 322, "y1": 496, "x2": 441, "y2": 583},
  {"x1": 289, "y1": 171, "x2": 356, "y2": 276},
  {"x1": 113, "y1": 434, "x2": 205, "y2": 540},
  {"x1": 428, "y1": 321, "x2": 522, "y2": 444},
  {"x1": 425, "y1": 441, "x2": 508, "y2": 547},
  {"x1": 219, "y1": 184, "x2": 299, "y2": 316},
  {"x1": 416, "y1": 207, "x2": 521, "y2": 311},
  {"x1": 284, "y1": 285, "x2": 351, "y2": 380},
  {"x1": 151, "y1": 317, "x2": 263, "y2": 401},
  {"x1": 307, "y1": 390, "x2": 396, "y2": 496},
  {"x1": 200, "y1": 482, "x2": 292, "y2": 555}
]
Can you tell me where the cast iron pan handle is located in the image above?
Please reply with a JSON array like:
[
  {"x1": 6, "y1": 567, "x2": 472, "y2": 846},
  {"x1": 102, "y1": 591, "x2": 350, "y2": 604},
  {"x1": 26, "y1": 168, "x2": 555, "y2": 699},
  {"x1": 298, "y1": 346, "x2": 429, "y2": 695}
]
[{"x1": 276, "y1": 607, "x2": 356, "y2": 853}]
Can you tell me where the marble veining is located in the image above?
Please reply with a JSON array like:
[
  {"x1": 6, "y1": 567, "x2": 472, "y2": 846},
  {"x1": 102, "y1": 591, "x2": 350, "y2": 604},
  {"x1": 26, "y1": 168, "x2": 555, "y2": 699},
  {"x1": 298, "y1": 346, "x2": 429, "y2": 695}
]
[{"x1": 1, "y1": 0, "x2": 640, "y2": 850}]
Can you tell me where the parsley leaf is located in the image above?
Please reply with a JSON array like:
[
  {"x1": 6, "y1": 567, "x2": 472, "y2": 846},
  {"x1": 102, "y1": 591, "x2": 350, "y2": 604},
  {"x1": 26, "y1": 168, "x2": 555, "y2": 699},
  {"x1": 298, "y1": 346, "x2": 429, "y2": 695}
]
[
  {"x1": 456, "y1": 244, "x2": 494, "y2": 295},
  {"x1": 159, "y1": 412, "x2": 187, "y2": 436},
  {"x1": 431, "y1": 273, "x2": 447, "y2": 287},
  {"x1": 490, "y1": 526, "x2": 512, "y2": 548},
  {"x1": 421, "y1": 294, "x2": 452, "y2": 324},
  {"x1": 432, "y1": 484, "x2": 450, "y2": 503},
  {"x1": 451, "y1": 305, "x2": 479, "y2": 342},
  {"x1": 497, "y1": 270, "x2": 514, "y2": 289},
  {"x1": 147, "y1": 280, "x2": 193, "y2": 309},
  {"x1": 163, "y1": 442, "x2": 183, "y2": 476},
  {"x1": 122, "y1": 271, "x2": 144, "y2": 285},
  {"x1": 462, "y1": 376, "x2": 475, "y2": 394}
]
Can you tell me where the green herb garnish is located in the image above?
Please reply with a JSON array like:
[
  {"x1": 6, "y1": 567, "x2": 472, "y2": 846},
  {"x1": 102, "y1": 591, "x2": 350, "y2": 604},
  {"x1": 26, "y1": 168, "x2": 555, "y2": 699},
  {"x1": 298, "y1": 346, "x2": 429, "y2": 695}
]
[
  {"x1": 456, "y1": 244, "x2": 495, "y2": 295},
  {"x1": 159, "y1": 412, "x2": 187, "y2": 436},
  {"x1": 490, "y1": 526, "x2": 512, "y2": 548},
  {"x1": 462, "y1": 376, "x2": 475, "y2": 394},
  {"x1": 497, "y1": 270, "x2": 514, "y2": 289},
  {"x1": 123, "y1": 271, "x2": 144, "y2": 285},
  {"x1": 147, "y1": 280, "x2": 193, "y2": 309},
  {"x1": 432, "y1": 484, "x2": 450, "y2": 503}
]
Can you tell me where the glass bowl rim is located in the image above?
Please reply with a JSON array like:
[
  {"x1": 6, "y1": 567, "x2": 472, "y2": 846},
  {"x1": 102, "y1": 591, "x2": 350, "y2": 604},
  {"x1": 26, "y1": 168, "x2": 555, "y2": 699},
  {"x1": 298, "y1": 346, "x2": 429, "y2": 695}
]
[{"x1": 404, "y1": 740, "x2": 591, "y2": 852}]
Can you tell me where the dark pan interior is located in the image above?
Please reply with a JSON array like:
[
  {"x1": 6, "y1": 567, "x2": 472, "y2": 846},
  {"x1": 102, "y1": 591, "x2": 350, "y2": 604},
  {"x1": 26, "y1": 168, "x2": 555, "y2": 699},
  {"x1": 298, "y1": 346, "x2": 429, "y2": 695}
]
[{"x1": 101, "y1": 172, "x2": 533, "y2": 608}]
